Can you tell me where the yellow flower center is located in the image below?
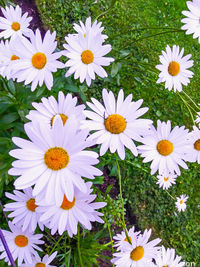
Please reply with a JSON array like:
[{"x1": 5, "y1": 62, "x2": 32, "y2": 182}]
[
  {"x1": 32, "y1": 52, "x2": 47, "y2": 69},
  {"x1": 11, "y1": 55, "x2": 20, "y2": 61},
  {"x1": 194, "y1": 139, "x2": 200, "y2": 151},
  {"x1": 157, "y1": 140, "x2": 173, "y2": 156},
  {"x1": 130, "y1": 246, "x2": 144, "y2": 261},
  {"x1": 15, "y1": 235, "x2": 28, "y2": 247},
  {"x1": 163, "y1": 266, "x2": 168, "y2": 267},
  {"x1": 168, "y1": 61, "x2": 180, "y2": 76},
  {"x1": 51, "y1": 114, "x2": 68, "y2": 126},
  {"x1": 26, "y1": 198, "x2": 38, "y2": 212},
  {"x1": 180, "y1": 200, "x2": 183, "y2": 204},
  {"x1": 164, "y1": 177, "x2": 169, "y2": 181},
  {"x1": 60, "y1": 195, "x2": 75, "y2": 210},
  {"x1": 81, "y1": 50, "x2": 94, "y2": 64},
  {"x1": 35, "y1": 263, "x2": 45, "y2": 267},
  {"x1": 104, "y1": 114, "x2": 126, "y2": 134},
  {"x1": 44, "y1": 147, "x2": 69, "y2": 170},
  {"x1": 11, "y1": 22, "x2": 20, "y2": 31},
  {"x1": 124, "y1": 236, "x2": 132, "y2": 243}
]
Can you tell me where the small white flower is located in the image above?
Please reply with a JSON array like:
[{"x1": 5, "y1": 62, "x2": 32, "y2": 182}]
[
  {"x1": 175, "y1": 194, "x2": 188, "y2": 212},
  {"x1": 9, "y1": 115, "x2": 102, "y2": 207},
  {"x1": 113, "y1": 226, "x2": 141, "y2": 252},
  {"x1": 82, "y1": 88, "x2": 152, "y2": 160},
  {"x1": 111, "y1": 229, "x2": 161, "y2": 267},
  {"x1": 156, "y1": 45, "x2": 193, "y2": 92},
  {"x1": 156, "y1": 172, "x2": 177, "y2": 190},
  {"x1": 0, "y1": 5, "x2": 32, "y2": 40},
  {"x1": 26, "y1": 91, "x2": 85, "y2": 128},
  {"x1": 181, "y1": 0, "x2": 200, "y2": 43},
  {"x1": 4, "y1": 187, "x2": 44, "y2": 232},
  {"x1": 63, "y1": 30, "x2": 114, "y2": 86},
  {"x1": 11, "y1": 29, "x2": 64, "y2": 91},
  {"x1": 19, "y1": 251, "x2": 57, "y2": 267},
  {"x1": 138, "y1": 120, "x2": 191, "y2": 175},
  {"x1": 0, "y1": 222, "x2": 44, "y2": 266},
  {"x1": 37, "y1": 182, "x2": 106, "y2": 237},
  {"x1": 155, "y1": 245, "x2": 185, "y2": 266},
  {"x1": 73, "y1": 16, "x2": 108, "y2": 41}
]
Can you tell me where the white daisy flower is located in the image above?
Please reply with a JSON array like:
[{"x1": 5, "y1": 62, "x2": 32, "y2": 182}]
[
  {"x1": 0, "y1": 5, "x2": 32, "y2": 40},
  {"x1": 81, "y1": 88, "x2": 152, "y2": 160},
  {"x1": 0, "y1": 39, "x2": 20, "y2": 79},
  {"x1": 113, "y1": 226, "x2": 141, "y2": 252},
  {"x1": 187, "y1": 125, "x2": 200, "y2": 163},
  {"x1": 138, "y1": 120, "x2": 191, "y2": 175},
  {"x1": 11, "y1": 29, "x2": 64, "y2": 91},
  {"x1": 26, "y1": 91, "x2": 85, "y2": 128},
  {"x1": 8, "y1": 115, "x2": 102, "y2": 206},
  {"x1": 73, "y1": 16, "x2": 108, "y2": 41},
  {"x1": 155, "y1": 246, "x2": 185, "y2": 267},
  {"x1": 156, "y1": 172, "x2": 177, "y2": 190},
  {"x1": 111, "y1": 229, "x2": 161, "y2": 267},
  {"x1": 19, "y1": 251, "x2": 57, "y2": 267},
  {"x1": 175, "y1": 194, "x2": 188, "y2": 212},
  {"x1": 181, "y1": 0, "x2": 200, "y2": 43},
  {"x1": 63, "y1": 30, "x2": 114, "y2": 86},
  {"x1": 37, "y1": 182, "x2": 106, "y2": 237},
  {"x1": 4, "y1": 187, "x2": 44, "y2": 232},
  {"x1": 0, "y1": 222, "x2": 44, "y2": 266},
  {"x1": 156, "y1": 45, "x2": 194, "y2": 92}
]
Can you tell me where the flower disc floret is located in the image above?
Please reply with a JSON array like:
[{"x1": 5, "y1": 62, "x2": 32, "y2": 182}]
[
  {"x1": 32, "y1": 52, "x2": 47, "y2": 69},
  {"x1": 35, "y1": 264, "x2": 45, "y2": 267},
  {"x1": 168, "y1": 61, "x2": 180, "y2": 76},
  {"x1": 11, "y1": 55, "x2": 20, "y2": 60},
  {"x1": 26, "y1": 198, "x2": 38, "y2": 212},
  {"x1": 194, "y1": 139, "x2": 200, "y2": 151},
  {"x1": 51, "y1": 114, "x2": 68, "y2": 126},
  {"x1": 81, "y1": 50, "x2": 94, "y2": 64},
  {"x1": 15, "y1": 235, "x2": 28, "y2": 247},
  {"x1": 130, "y1": 246, "x2": 144, "y2": 261},
  {"x1": 105, "y1": 114, "x2": 126, "y2": 134},
  {"x1": 11, "y1": 22, "x2": 20, "y2": 31},
  {"x1": 44, "y1": 147, "x2": 69, "y2": 170},
  {"x1": 157, "y1": 140, "x2": 173, "y2": 156},
  {"x1": 60, "y1": 195, "x2": 75, "y2": 210}
]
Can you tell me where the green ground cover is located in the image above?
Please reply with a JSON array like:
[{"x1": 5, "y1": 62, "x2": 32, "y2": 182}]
[
  {"x1": 36, "y1": 0, "x2": 200, "y2": 264},
  {"x1": 0, "y1": 0, "x2": 199, "y2": 265}
]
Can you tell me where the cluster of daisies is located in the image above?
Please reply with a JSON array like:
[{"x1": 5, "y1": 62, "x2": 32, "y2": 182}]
[
  {"x1": 111, "y1": 226, "x2": 185, "y2": 266},
  {"x1": 0, "y1": 1, "x2": 199, "y2": 266},
  {"x1": 0, "y1": 5, "x2": 113, "y2": 91}
]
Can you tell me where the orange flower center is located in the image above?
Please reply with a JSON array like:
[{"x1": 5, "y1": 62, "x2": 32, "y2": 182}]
[
  {"x1": 11, "y1": 22, "x2": 20, "y2": 31},
  {"x1": 26, "y1": 198, "x2": 38, "y2": 212},
  {"x1": 60, "y1": 195, "x2": 75, "y2": 210},
  {"x1": 44, "y1": 147, "x2": 69, "y2": 170},
  {"x1": 194, "y1": 139, "x2": 200, "y2": 151},
  {"x1": 124, "y1": 236, "x2": 132, "y2": 243},
  {"x1": 163, "y1": 266, "x2": 168, "y2": 267},
  {"x1": 32, "y1": 52, "x2": 47, "y2": 69},
  {"x1": 51, "y1": 114, "x2": 68, "y2": 126},
  {"x1": 180, "y1": 200, "x2": 183, "y2": 204},
  {"x1": 157, "y1": 140, "x2": 173, "y2": 156},
  {"x1": 130, "y1": 246, "x2": 144, "y2": 261},
  {"x1": 164, "y1": 177, "x2": 169, "y2": 181},
  {"x1": 104, "y1": 114, "x2": 126, "y2": 134},
  {"x1": 15, "y1": 235, "x2": 28, "y2": 247},
  {"x1": 11, "y1": 55, "x2": 20, "y2": 61},
  {"x1": 168, "y1": 61, "x2": 180, "y2": 76},
  {"x1": 81, "y1": 50, "x2": 94, "y2": 64},
  {"x1": 35, "y1": 263, "x2": 45, "y2": 267}
]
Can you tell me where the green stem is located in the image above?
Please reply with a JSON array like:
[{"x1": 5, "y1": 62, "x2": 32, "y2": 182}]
[
  {"x1": 77, "y1": 225, "x2": 83, "y2": 267},
  {"x1": 115, "y1": 155, "x2": 131, "y2": 244},
  {"x1": 177, "y1": 92, "x2": 196, "y2": 125},
  {"x1": 135, "y1": 30, "x2": 183, "y2": 42},
  {"x1": 94, "y1": 0, "x2": 116, "y2": 21},
  {"x1": 182, "y1": 90, "x2": 200, "y2": 111},
  {"x1": 49, "y1": 233, "x2": 65, "y2": 255},
  {"x1": 104, "y1": 213, "x2": 114, "y2": 267}
]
